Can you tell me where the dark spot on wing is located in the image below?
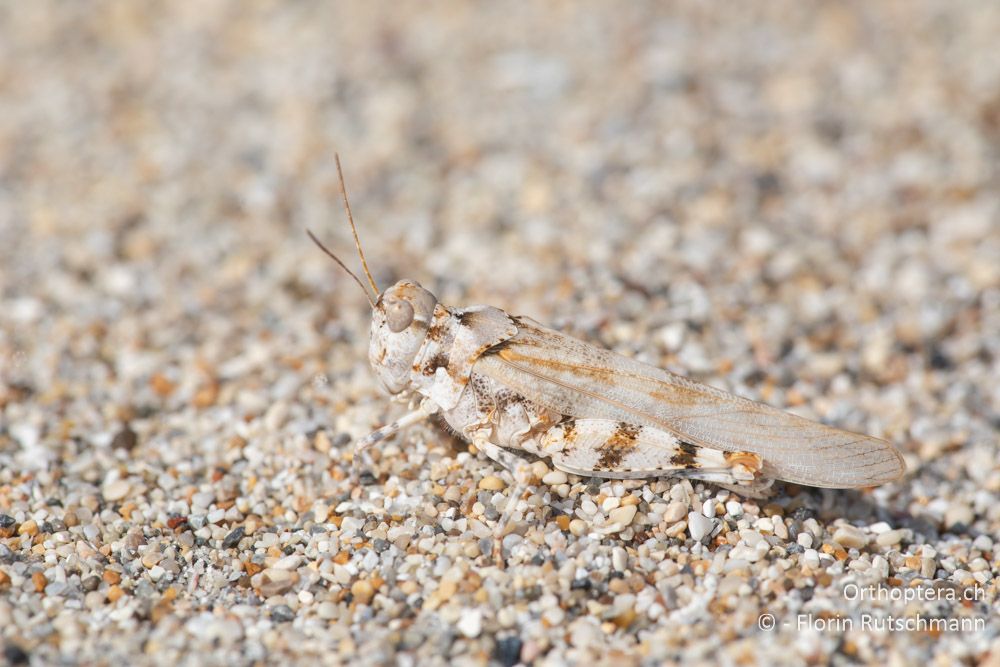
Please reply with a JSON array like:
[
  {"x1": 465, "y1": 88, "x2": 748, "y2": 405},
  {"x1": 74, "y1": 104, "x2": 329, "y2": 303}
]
[
  {"x1": 550, "y1": 417, "x2": 577, "y2": 456},
  {"x1": 670, "y1": 441, "x2": 700, "y2": 469},
  {"x1": 597, "y1": 422, "x2": 640, "y2": 470},
  {"x1": 560, "y1": 417, "x2": 577, "y2": 443},
  {"x1": 422, "y1": 352, "x2": 450, "y2": 376},
  {"x1": 482, "y1": 338, "x2": 516, "y2": 356}
]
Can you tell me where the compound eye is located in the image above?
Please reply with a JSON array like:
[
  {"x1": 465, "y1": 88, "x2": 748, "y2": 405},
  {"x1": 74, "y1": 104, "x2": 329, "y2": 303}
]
[{"x1": 386, "y1": 299, "x2": 414, "y2": 333}]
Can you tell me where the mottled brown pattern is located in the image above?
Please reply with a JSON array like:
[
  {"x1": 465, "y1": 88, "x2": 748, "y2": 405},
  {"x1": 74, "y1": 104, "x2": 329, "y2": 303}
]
[
  {"x1": 426, "y1": 320, "x2": 448, "y2": 342},
  {"x1": 550, "y1": 417, "x2": 578, "y2": 457},
  {"x1": 422, "y1": 352, "x2": 449, "y2": 376},
  {"x1": 560, "y1": 417, "x2": 577, "y2": 443},
  {"x1": 670, "y1": 441, "x2": 700, "y2": 469},
  {"x1": 597, "y1": 422, "x2": 641, "y2": 470}
]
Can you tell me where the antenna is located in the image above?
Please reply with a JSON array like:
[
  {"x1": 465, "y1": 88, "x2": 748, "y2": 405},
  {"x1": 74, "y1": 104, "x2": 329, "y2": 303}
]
[
  {"x1": 335, "y1": 154, "x2": 380, "y2": 297},
  {"x1": 307, "y1": 229, "x2": 377, "y2": 309}
]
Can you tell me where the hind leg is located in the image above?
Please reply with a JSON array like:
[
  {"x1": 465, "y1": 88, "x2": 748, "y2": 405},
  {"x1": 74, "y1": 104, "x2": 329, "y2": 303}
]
[{"x1": 468, "y1": 431, "x2": 534, "y2": 567}]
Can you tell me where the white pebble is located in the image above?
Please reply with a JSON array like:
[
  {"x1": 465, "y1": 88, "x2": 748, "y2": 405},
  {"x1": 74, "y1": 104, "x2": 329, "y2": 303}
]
[
  {"x1": 688, "y1": 512, "x2": 716, "y2": 542},
  {"x1": 663, "y1": 501, "x2": 687, "y2": 523},
  {"x1": 612, "y1": 547, "x2": 628, "y2": 572},
  {"x1": 102, "y1": 479, "x2": 131, "y2": 502},
  {"x1": 273, "y1": 555, "x2": 302, "y2": 570},
  {"x1": 317, "y1": 601, "x2": 337, "y2": 620},
  {"x1": 542, "y1": 470, "x2": 567, "y2": 485},
  {"x1": 264, "y1": 401, "x2": 289, "y2": 431},
  {"x1": 872, "y1": 555, "x2": 890, "y2": 579},
  {"x1": 875, "y1": 529, "x2": 905, "y2": 547},
  {"x1": 702, "y1": 499, "x2": 715, "y2": 517},
  {"x1": 944, "y1": 503, "x2": 973, "y2": 529},
  {"x1": 606, "y1": 505, "x2": 637, "y2": 530},
  {"x1": 833, "y1": 525, "x2": 867, "y2": 549},
  {"x1": 457, "y1": 609, "x2": 482, "y2": 638}
]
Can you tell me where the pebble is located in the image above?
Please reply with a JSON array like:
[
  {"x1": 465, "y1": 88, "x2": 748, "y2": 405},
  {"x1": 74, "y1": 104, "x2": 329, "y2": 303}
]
[
  {"x1": 221, "y1": 527, "x2": 245, "y2": 549},
  {"x1": 264, "y1": 402, "x2": 289, "y2": 431},
  {"x1": 973, "y1": 535, "x2": 993, "y2": 552},
  {"x1": 317, "y1": 602, "x2": 338, "y2": 620},
  {"x1": 662, "y1": 501, "x2": 688, "y2": 523},
  {"x1": 351, "y1": 580, "x2": 375, "y2": 605},
  {"x1": 45, "y1": 581, "x2": 67, "y2": 596},
  {"x1": 875, "y1": 529, "x2": 905, "y2": 547},
  {"x1": 479, "y1": 476, "x2": 506, "y2": 491},
  {"x1": 102, "y1": 480, "x2": 131, "y2": 502},
  {"x1": 542, "y1": 470, "x2": 567, "y2": 485},
  {"x1": 273, "y1": 555, "x2": 302, "y2": 570},
  {"x1": 457, "y1": 609, "x2": 482, "y2": 638},
  {"x1": 494, "y1": 637, "x2": 523, "y2": 667},
  {"x1": 687, "y1": 512, "x2": 716, "y2": 542},
  {"x1": 608, "y1": 547, "x2": 627, "y2": 573},
  {"x1": 832, "y1": 526, "x2": 867, "y2": 549},
  {"x1": 568, "y1": 519, "x2": 587, "y2": 537},
  {"x1": 111, "y1": 424, "x2": 138, "y2": 451},
  {"x1": 701, "y1": 499, "x2": 715, "y2": 517},
  {"x1": 606, "y1": 505, "x2": 637, "y2": 529},
  {"x1": 271, "y1": 605, "x2": 295, "y2": 623},
  {"x1": 258, "y1": 569, "x2": 298, "y2": 597},
  {"x1": 944, "y1": 504, "x2": 973, "y2": 529}
]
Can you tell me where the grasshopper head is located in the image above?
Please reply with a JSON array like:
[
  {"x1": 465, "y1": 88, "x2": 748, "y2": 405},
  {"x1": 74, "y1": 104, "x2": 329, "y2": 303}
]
[{"x1": 369, "y1": 280, "x2": 438, "y2": 394}]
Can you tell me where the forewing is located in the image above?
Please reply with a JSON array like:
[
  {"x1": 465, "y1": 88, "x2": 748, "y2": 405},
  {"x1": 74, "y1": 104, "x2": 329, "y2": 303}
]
[{"x1": 474, "y1": 319, "x2": 905, "y2": 488}]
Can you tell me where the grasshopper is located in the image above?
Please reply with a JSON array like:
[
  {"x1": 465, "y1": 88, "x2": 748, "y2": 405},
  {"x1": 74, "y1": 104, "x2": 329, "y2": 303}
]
[{"x1": 312, "y1": 156, "x2": 905, "y2": 560}]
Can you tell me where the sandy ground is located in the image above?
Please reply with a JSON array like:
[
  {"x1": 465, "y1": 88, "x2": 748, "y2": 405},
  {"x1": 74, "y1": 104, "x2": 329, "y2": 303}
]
[{"x1": 1, "y1": 2, "x2": 999, "y2": 665}]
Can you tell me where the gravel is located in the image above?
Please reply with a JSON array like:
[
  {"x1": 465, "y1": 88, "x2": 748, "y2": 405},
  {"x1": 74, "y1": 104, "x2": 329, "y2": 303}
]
[{"x1": 1, "y1": 1, "x2": 999, "y2": 665}]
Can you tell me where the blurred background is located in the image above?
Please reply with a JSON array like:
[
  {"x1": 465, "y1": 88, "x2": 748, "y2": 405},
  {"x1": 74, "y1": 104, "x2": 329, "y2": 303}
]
[
  {"x1": 3, "y1": 0, "x2": 997, "y2": 463},
  {"x1": 1, "y1": 1, "x2": 999, "y2": 665}
]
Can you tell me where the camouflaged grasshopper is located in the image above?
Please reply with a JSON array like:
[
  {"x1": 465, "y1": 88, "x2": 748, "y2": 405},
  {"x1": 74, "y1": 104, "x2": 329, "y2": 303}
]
[{"x1": 312, "y1": 156, "x2": 905, "y2": 552}]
